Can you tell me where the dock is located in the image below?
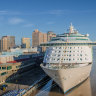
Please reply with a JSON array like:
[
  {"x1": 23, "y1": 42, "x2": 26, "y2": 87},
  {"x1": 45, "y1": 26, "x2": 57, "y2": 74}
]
[{"x1": 0, "y1": 67, "x2": 48, "y2": 96}]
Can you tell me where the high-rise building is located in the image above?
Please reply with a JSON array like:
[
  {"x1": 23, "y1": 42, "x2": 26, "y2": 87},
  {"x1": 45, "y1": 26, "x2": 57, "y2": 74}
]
[
  {"x1": 47, "y1": 31, "x2": 56, "y2": 41},
  {"x1": 32, "y1": 29, "x2": 47, "y2": 52},
  {"x1": 21, "y1": 38, "x2": 30, "y2": 48},
  {"x1": 32, "y1": 29, "x2": 47, "y2": 47},
  {"x1": 0, "y1": 39, "x2": 1, "y2": 52},
  {"x1": 42, "y1": 33, "x2": 47, "y2": 52},
  {"x1": 1, "y1": 36, "x2": 15, "y2": 51}
]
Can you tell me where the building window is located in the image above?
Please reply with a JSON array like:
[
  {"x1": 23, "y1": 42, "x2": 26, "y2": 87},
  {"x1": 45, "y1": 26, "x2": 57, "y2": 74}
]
[
  {"x1": 59, "y1": 51, "x2": 61, "y2": 53},
  {"x1": 2, "y1": 67, "x2": 6, "y2": 70},
  {"x1": 69, "y1": 58, "x2": 71, "y2": 61},
  {"x1": 64, "y1": 51, "x2": 66, "y2": 53},
  {"x1": 80, "y1": 58, "x2": 82, "y2": 61},
  {"x1": 1, "y1": 72, "x2": 6, "y2": 76},
  {"x1": 57, "y1": 59, "x2": 60, "y2": 61},
  {"x1": 16, "y1": 65, "x2": 20, "y2": 68},
  {"x1": 7, "y1": 66, "x2": 12, "y2": 70}
]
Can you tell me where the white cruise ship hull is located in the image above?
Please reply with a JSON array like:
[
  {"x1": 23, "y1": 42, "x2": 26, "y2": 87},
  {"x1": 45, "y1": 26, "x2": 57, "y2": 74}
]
[{"x1": 41, "y1": 64, "x2": 92, "y2": 93}]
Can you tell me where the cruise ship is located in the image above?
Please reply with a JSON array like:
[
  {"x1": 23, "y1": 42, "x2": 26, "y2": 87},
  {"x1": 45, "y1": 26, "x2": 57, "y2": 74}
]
[{"x1": 40, "y1": 24, "x2": 96, "y2": 93}]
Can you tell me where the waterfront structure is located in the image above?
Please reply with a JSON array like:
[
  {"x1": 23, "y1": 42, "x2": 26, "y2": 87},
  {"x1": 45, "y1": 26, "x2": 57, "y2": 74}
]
[
  {"x1": 1, "y1": 36, "x2": 15, "y2": 51},
  {"x1": 21, "y1": 38, "x2": 30, "y2": 48},
  {"x1": 32, "y1": 29, "x2": 47, "y2": 52},
  {"x1": 40, "y1": 24, "x2": 96, "y2": 93},
  {"x1": 0, "y1": 50, "x2": 44, "y2": 84},
  {"x1": 47, "y1": 31, "x2": 56, "y2": 41}
]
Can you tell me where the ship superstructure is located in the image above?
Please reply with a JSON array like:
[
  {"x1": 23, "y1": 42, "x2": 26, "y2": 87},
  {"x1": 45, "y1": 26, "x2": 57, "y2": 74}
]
[{"x1": 40, "y1": 24, "x2": 96, "y2": 93}]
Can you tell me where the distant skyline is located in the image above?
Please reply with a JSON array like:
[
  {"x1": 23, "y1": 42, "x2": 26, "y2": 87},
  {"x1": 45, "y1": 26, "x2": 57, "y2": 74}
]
[{"x1": 0, "y1": 0, "x2": 96, "y2": 45}]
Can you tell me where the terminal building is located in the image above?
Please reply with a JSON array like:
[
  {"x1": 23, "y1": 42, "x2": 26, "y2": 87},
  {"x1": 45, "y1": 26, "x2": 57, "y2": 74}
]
[{"x1": 0, "y1": 48, "x2": 44, "y2": 84}]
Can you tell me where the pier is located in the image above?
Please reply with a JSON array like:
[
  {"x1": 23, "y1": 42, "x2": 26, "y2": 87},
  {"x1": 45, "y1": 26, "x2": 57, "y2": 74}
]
[{"x1": 0, "y1": 67, "x2": 49, "y2": 96}]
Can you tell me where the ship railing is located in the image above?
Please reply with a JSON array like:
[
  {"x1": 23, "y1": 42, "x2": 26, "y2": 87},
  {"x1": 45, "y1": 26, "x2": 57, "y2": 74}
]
[{"x1": 40, "y1": 42, "x2": 96, "y2": 47}]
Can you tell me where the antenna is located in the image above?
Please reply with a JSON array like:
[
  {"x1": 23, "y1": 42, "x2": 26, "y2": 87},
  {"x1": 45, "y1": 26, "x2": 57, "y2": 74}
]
[
  {"x1": 70, "y1": 22, "x2": 73, "y2": 26},
  {"x1": 69, "y1": 23, "x2": 74, "y2": 33}
]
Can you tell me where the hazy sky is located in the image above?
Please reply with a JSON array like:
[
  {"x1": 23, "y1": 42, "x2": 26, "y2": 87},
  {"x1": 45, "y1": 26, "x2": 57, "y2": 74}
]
[{"x1": 0, "y1": 0, "x2": 96, "y2": 45}]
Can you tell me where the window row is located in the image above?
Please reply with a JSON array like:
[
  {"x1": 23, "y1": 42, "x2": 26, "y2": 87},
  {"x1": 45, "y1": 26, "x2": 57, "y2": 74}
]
[
  {"x1": 0, "y1": 72, "x2": 7, "y2": 76},
  {"x1": 46, "y1": 54, "x2": 88, "y2": 57},
  {"x1": 0, "y1": 66, "x2": 12, "y2": 70},
  {"x1": 53, "y1": 47, "x2": 83, "y2": 49},
  {"x1": 46, "y1": 58, "x2": 89, "y2": 61},
  {"x1": 48, "y1": 50, "x2": 88, "y2": 53}
]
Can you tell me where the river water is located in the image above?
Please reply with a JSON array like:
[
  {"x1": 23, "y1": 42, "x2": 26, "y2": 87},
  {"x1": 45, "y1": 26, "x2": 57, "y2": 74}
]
[{"x1": 35, "y1": 48, "x2": 96, "y2": 96}]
